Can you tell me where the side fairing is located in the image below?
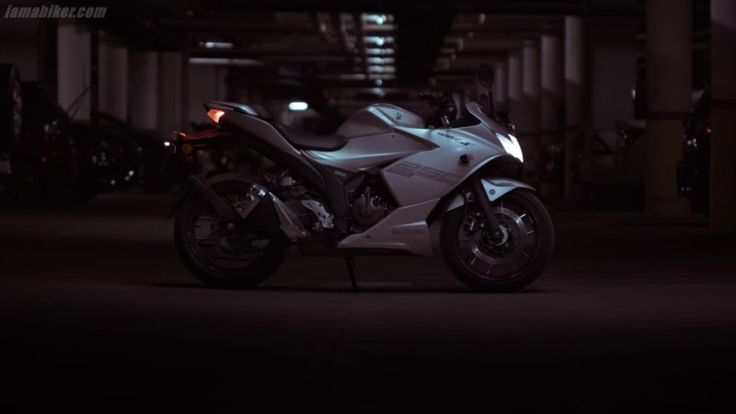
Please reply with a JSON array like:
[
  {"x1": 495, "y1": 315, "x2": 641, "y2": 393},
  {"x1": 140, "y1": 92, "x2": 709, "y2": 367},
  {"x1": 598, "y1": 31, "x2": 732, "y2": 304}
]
[
  {"x1": 381, "y1": 124, "x2": 508, "y2": 206},
  {"x1": 305, "y1": 103, "x2": 431, "y2": 172},
  {"x1": 304, "y1": 131, "x2": 434, "y2": 172}
]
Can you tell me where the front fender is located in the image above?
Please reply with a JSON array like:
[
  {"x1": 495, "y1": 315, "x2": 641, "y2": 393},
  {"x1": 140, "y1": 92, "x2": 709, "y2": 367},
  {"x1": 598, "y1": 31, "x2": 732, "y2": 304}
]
[{"x1": 445, "y1": 178, "x2": 535, "y2": 212}]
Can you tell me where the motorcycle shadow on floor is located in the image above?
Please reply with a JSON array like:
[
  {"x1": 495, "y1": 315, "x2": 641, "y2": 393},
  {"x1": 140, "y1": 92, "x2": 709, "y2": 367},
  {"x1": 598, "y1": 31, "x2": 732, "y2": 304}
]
[{"x1": 138, "y1": 281, "x2": 556, "y2": 294}]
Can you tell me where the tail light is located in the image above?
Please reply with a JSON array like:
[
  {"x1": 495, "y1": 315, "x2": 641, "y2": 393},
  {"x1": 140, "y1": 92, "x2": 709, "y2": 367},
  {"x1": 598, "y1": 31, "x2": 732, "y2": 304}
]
[{"x1": 207, "y1": 109, "x2": 225, "y2": 124}]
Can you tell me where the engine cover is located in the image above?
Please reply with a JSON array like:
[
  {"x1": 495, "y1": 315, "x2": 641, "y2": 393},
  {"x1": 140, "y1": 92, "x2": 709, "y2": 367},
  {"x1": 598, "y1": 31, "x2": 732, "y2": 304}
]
[{"x1": 351, "y1": 189, "x2": 389, "y2": 229}]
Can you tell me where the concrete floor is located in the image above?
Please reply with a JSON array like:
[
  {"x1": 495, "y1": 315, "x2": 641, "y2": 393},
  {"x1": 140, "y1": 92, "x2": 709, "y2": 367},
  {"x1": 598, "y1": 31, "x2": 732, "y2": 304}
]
[{"x1": 1, "y1": 193, "x2": 735, "y2": 413}]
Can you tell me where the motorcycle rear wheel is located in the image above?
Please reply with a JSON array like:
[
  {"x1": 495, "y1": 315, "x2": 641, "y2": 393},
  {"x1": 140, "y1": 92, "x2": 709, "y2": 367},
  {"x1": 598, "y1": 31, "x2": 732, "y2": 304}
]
[
  {"x1": 441, "y1": 189, "x2": 554, "y2": 292},
  {"x1": 174, "y1": 180, "x2": 289, "y2": 289}
]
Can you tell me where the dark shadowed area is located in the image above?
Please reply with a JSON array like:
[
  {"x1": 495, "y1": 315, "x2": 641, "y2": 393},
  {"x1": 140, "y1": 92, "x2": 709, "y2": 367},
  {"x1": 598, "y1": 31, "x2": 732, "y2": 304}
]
[{"x1": 1, "y1": 193, "x2": 734, "y2": 413}]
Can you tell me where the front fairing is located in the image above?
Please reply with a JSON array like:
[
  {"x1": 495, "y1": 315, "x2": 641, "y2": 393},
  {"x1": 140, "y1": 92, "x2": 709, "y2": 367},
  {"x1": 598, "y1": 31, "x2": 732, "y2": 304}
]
[{"x1": 458, "y1": 102, "x2": 524, "y2": 162}]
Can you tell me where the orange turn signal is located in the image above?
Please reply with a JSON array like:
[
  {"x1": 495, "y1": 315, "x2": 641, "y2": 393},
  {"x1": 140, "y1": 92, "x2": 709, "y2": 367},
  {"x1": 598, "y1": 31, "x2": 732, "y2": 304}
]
[{"x1": 207, "y1": 109, "x2": 225, "y2": 124}]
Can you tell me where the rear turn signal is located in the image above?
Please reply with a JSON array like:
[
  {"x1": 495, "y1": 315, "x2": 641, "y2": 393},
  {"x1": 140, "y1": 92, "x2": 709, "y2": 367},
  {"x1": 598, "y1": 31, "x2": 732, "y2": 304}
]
[{"x1": 207, "y1": 109, "x2": 225, "y2": 124}]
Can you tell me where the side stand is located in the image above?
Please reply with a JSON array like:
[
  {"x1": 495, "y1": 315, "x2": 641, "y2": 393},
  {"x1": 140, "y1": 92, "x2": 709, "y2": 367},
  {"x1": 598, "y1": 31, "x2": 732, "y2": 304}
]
[{"x1": 343, "y1": 253, "x2": 358, "y2": 292}]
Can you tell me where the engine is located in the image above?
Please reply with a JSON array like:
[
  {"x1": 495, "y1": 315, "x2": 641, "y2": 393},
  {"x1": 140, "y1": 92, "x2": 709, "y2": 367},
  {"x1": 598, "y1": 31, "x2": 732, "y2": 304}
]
[
  {"x1": 350, "y1": 185, "x2": 392, "y2": 231},
  {"x1": 278, "y1": 172, "x2": 394, "y2": 234}
]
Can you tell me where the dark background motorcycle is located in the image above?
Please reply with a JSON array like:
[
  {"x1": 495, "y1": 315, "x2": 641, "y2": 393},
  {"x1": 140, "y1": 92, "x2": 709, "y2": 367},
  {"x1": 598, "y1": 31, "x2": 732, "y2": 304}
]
[{"x1": 677, "y1": 90, "x2": 711, "y2": 214}]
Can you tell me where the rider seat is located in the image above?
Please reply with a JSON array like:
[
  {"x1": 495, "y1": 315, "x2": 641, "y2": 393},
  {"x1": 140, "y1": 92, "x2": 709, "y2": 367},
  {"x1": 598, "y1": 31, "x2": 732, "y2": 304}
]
[{"x1": 274, "y1": 124, "x2": 348, "y2": 151}]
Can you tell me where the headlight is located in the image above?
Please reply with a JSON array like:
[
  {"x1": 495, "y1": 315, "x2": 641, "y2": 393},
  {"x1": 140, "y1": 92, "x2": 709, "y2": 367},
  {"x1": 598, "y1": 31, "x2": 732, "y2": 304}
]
[{"x1": 498, "y1": 133, "x2": 524, "y2": 162}]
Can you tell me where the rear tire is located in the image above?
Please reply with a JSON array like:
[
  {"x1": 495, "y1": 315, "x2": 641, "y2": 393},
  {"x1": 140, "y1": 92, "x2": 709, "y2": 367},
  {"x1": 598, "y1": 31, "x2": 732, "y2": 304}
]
[
  {"x1": 441, "y1": 189, "x2": 554, "y2": 292},
  {"x1": 174, "y1": 180, "x2": 289, "y2": 289}
]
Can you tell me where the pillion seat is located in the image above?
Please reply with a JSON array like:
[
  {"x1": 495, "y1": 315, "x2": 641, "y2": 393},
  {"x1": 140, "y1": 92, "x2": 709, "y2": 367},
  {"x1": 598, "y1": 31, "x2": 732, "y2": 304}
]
[
  {"x1": 273, "y1": 124, "x2": 348, "y2": 151},
  {"x1": 206, "y1": 101, "x2": 348, "y2": 151}
]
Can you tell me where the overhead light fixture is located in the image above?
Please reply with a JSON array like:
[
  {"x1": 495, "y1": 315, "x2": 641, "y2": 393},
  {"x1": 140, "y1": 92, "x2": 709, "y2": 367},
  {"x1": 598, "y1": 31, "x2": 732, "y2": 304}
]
[
  {"x1": 288, "y1": 101, "x2": 309, "y2": 111},
  {"x1": 367, "y1": 65, "x2": 396, "y2": 74},
  {"x1": 318, "y1": 74, "x2": 367, "y2": 80},
  {"x1": 369, "y1": 74, "x2": 396, "y2": 80},
  {"x1": 189, "y1": 57, "x2": 262, "y2": 66},
  {"x1": 366, "y1": 48, "x2": 395, "y2": 56},
  {"x1": 366, "y1": 57, "x2": 395, "y2": 65},
  {"x1": 200, "y1": 41, "x2": 234, "y2": 49},
  {"x1": 365, "y1": 14, "x2": 389, "y2": 25},
  {"x1": 364, "y1": 36, "x2": 394, "y2": 46}
]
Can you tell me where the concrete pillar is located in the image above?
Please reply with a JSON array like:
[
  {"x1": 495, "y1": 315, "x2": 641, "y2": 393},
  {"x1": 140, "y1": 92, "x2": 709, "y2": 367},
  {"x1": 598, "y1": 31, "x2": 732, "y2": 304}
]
[
  {"x1": 710, "y1": 0, "x2": 736, "y2": 231},
  {"x1": 157, "y1": 51, "x2": 183, "y2": 137},
  {"x1": 564, "y1": 16, "x2": 585, "y2": 201},
  {"x1": 0, "y1": 20, "x2": 42, "y2": 81},
  {"x1": 494, "y1": 61, "x2": 508, "y2": 112},
  {"x1": 57, "y1": 22, "x2": 91, "y2": 120},
  {"x1": 541, "y1": 34, "x2": 562, "y2": 142},
  {"x1": 540, "y1": 34, "x2": 563, "y2": 196},
  {"x1": 98, "y1": 34, "x2": 128, "y2": 120},
  {"x1": 645, "y1": 0, "x2": 691, "y2": 216},
  {"x1": 521, "y1": 40, "x2": 541, "y2": 178},
  {"x1": 128, "y1": 50, "x2": 158, "y2": 130},
  {"x1": 507, "y1": 51, "x2": 523, "y2": 123}
]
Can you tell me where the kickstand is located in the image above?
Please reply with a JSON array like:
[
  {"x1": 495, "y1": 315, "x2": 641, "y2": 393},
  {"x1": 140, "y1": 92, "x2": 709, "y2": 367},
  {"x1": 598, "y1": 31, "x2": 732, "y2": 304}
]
[{"x1": 344, "y1": 253, "x2": 358, "y2": 292}]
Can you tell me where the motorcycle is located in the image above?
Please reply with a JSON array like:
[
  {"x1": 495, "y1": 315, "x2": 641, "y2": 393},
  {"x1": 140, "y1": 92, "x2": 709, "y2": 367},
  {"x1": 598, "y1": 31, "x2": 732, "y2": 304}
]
[
  {"x1": 168, "y1": 66, "x2": 554, "y2": 292},
  {"x1": 677, "y1": 90, "x2": 710, "y2": 214}
]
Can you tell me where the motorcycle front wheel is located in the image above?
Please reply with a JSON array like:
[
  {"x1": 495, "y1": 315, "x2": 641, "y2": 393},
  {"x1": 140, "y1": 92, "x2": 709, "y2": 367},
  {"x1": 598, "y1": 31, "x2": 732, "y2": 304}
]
[
  {"x1": 441, "y1": 189, "x2": 554, "y2": 292},
  {"x1": 174, "y1": 180, "x2": 289, "y2": 289}
]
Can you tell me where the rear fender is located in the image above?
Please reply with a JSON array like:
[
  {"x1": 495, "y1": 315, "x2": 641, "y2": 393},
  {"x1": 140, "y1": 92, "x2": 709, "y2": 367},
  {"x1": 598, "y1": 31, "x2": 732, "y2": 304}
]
[
  {"x1": 167, "y1": 173, "x2": 309, "y2": 240},
  {"x1": 167, "y1": 175, "x2": 237, "y2": 220}
]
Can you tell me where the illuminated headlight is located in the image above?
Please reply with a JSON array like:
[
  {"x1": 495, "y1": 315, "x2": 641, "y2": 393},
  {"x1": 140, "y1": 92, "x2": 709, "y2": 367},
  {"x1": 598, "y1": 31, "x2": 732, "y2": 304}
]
[{"x1": 498, "y1": 133, "x2": 524, "y2": 162}]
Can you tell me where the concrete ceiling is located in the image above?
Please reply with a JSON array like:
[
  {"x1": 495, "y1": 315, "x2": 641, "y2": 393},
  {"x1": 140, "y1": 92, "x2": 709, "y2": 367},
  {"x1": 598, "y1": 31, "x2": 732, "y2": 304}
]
[{"x1": 73, "y1": 0, "x2": 648, "y2": 113}]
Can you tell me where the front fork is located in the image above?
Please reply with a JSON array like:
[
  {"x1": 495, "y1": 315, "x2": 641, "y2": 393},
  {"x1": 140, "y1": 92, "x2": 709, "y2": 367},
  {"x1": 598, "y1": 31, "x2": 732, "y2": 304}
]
[{"x1": 470, "y1": 176, "x2": 504, "y2": 241}]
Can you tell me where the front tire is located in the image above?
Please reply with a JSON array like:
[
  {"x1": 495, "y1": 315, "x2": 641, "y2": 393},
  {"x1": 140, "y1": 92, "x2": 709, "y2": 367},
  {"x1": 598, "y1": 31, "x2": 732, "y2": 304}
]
[
  {"x1": 174, "y1": 180, "x2": 289, "y2": 289},
  {"x1": 441, "y1": 189, "x2": 554, "y2": 292}
]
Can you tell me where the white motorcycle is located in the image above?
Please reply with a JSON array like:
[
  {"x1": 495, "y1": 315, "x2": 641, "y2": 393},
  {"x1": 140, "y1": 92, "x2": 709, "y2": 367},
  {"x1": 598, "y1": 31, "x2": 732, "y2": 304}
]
[{"x1": 169, "y1": 66, "x2": 553, "y2": 292}]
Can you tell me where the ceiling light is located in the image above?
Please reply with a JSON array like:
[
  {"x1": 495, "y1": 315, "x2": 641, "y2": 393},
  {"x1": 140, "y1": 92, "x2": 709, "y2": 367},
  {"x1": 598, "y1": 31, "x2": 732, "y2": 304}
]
[
  {"x1": 366, "y1": 57, "x2": 395, "y2": 64},
  {"x1": 368, "y1": 65, "x2": 396, "y2": 73},
  {"x1": 366, "y1": 48, "x2": 395, "y2": 56},
  {"x1": 189, "y1": 57, "x2": 261, "y2": 66},
  {"x1": 200, "y1": 41, "x2": 233, "y2": 49},
  {"x1": 288, "y1": 101, "x2": 309, "y2": 111},
  {"x1": 364, "y1": 14, "x2": 391, "y2": 25},
  {"x1": 365, "y1": 36, "x2": 393, "y2": 46},
  {"x1": 369, "y1": 74, "x2": 396, "y2": 80}
]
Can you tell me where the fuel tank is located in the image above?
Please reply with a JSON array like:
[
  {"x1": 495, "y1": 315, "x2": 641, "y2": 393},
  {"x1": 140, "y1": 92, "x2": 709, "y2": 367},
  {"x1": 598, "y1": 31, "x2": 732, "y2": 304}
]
[
  {"x1": 336, "y1": 103, "x2": 425, "y2": 137},
  {"x1": 304, "y1": 104, "x2": 432, "y2": 172}
]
